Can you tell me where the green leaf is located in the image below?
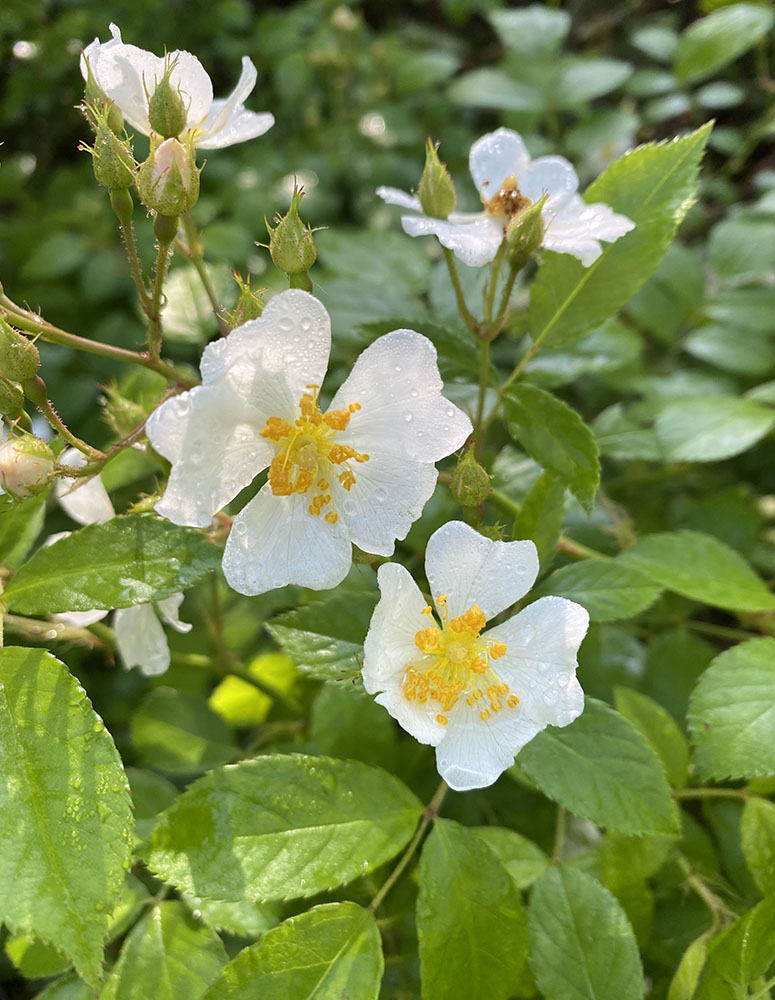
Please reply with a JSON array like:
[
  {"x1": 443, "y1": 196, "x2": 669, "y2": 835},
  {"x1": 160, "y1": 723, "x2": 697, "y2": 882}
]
[
  {"x1": 528, "y1": 866, "x2": 643, "y2": 1000},
  {"x1": 35, "y1": 974, "x2": 94, "y2": 1000},
  {"x1": 147, "y1": 755, "x2": 422, "y2": 902},
  {"x1": 448, "y1": 69, "x2": 543, "y2": 112},
  {"x1": 614, "y1": 688, "x2": 689, "y2": 788},
  {"x1": 667, "y1": 937, "x2": 708, "y2": 1000},
  {"x1": 265, "y1": 591, "x2": 378, "y2": 681},
  {"x1": 417, "y1": 819, "x2": 529, "y2": 1000},
  {"x1": 709, "y1": 213, "x2": 775, "y2": 280},
  {"x1": 655, "y1": 396, "x2": 775, "y2": 462},
  {"x1": 600, "y1": 831, "x2": 674, "y2": 891},
  {"x1": 488, "y1": 6, "x2": 570, "y2": 54},
  {"x1": 674, "y1": 3, "x2": 775, "y2": 84},
  {"x1": 529, "y1": 123, "x2": 711, "y2": 348},
  {"x1": 5, "y1": 934, "x2": 71, "y2": 979},
  {"x1": 554, "y1": 58, "x2": 633, "y2": 107},
  {"x1": 0, "y1": 491, "x2": 47, "y2": 568},
  {"x1": 126, "y1": 767, "x2": 179, "y2": 841},
  {"x1": 131, "y1": 688, "x2": 237, "y2": 775},
  {"x1": 200, "y1": 903, "x2": 383, "y2": 1000},
  {"x1": 741, "y1": 797, "x2": 775, "y2": 896},
  {"x1": 620, "y1": 531, "x2": 775, "y2": 613},
  {"x1": 518, "y1": 699, "x2": 679, "y2": 835},
  {"x1": 471, "y1": 827, "x2": 549, "y2": 889},
  {"x1": 0, "y1": 648, "x2": 132, "y2": 987},
  {"x1": 533, "y1": 558, "x2": 662, "y2": 623},
  {"x1": 99, "y1": 902, "x2": 226, "y2": 1000},
  {"x1": 309, "y1": 683, "x2": 397, "y2": 768},
  {"x1": 182, "y1": 894, "x2": 280, "y2": 938},
  {"x1": 697, "y1": 895, "x2": 775, "y2": 997},
  {"x1": 3, "y1": 514, "x2": 220, "y2": 614},
  {"x1": 503, "y1": 384, "x2": 600, "y2": 512},
  {"x1": 684, "y1": 324, "x2": 775, "y2": 378},
  {"x1": 688, "y1": 639, "x2": 775, "y2": 780},
  {"x1": 593, "y1": 404, "x2": 662, "y2": 461},
  {"x1": 209, "y1": 652, "x2": 299, "y2": 727},
  {"x1": 512, "y1": 471, "x2": 567, "y2": 567}
]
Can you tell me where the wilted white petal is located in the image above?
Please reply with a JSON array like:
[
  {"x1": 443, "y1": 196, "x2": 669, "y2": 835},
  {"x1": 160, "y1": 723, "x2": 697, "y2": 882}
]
[
  {"x1": 55, "y1": 447, "x2": 115, "y2": 526},
  {"x1": 113, "y1": 604, "x2": 171, "y2": 676},
  {"x1": 55, "y1": 609, "x2": 110, "y2": 628},
  {"x1": 425, "y1": 521, "x2": 539, "y2": 619},
  {"x1": 376, "y1": 186, "x2": 423, "y2": 211},
  {"x1": 330, "y1": 329, "x2": 472, "y2": 463},
  {"x1": 197, "y1": 107, "x2": 274, "y2": 149},
  {"x1": 401, "y1": 213, "x2": 503, "y2": 267},
  {"x1": 223, "y1": 486, "x2": 352, "y2": 596},
  {"x1": 469, "y1": 127, "x2": 531, "y2": 197},
  {"x1": 155, "y1": 592, "x2": 192, "y2": 633}
]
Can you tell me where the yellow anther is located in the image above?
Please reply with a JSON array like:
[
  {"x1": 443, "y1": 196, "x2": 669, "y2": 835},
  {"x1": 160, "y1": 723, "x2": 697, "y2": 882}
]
[
  {"x1": 475, "y1": 689, "x2": 484, "y2": 701},
  {"x1": 479, "y1": 708, "x2": 491, "y2": 721},
  {"x1": 325, "y1": 511, "x2": 338, "y2": 524},
  {"x1": 323, "y1": 408, "x2": 352, "y2": 431},
  {"x1": 491, "y1": 699, "x2": 503, "y2": 713},
  {"x1": 436, "y1": 594, "x2": 448, "y2": 606},
  {"x1": 348, "y1": 402, "x2": 361, "y2": 412},
  {"x1": 436, "y1": 714, "x2": 448, "y2": 726},
  {"x1": 260, "y1": 416, "x2": 294, "y2": 442},
  {"x1": 415, "y1": 627, "x2": 441, "y2": 654},
  {"x1": 421, "y1": 606, "x2": 433, "y2": 616},
  {"x1": 449, "y1": 605, "x2": 486, "y2": 638},
  {"x1": 490, "y1": 641, "x2": 508, "y2": 660},
  {"x1": 466, "y1": 693, "x2": 476, "y2": 706},
  {"x1": 507, "y1": 694, "x2": 520, "y2": 708},
  {"x1": 470, "y1": 655, "x2": 488, "y2": 675}
]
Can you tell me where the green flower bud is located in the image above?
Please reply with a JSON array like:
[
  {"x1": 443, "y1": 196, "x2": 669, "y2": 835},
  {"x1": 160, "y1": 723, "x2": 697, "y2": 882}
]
[
  {"x1": 136, "y1": 137, "x2": 200, "y2": 218},
  {"x1": 82, "y1": 59, "x2": 124, "y2": 134},
  {"x1": 504, "y1": 194, "x2": 547, "y2": 271},
  {"x1": 81, "y1": 114, "x2": 136, "y2": 190},
  {"x1": 0, "y1": 434, "x2": 54, "y2": 500},
  {"x1": 451, "y1": 445, "x2": 491, "y2": 508},
  {"x1": 418, "y1": 138, "x2": 456, "y2": 220},
  {"x1": 225, "y1": 273, "x2": 266, "y2": 327},
  {"x1": 110, "y1": 188, "x2": 135, "y2": 226},
  {"x1": 0, "y1": 320, "x2": 40, "y2": 382},
  {"x1": 0, "y1": 378, "x2": 24, "y2": 419},
  {"x1": 101, "y1": 380, "x2": 149, "y2": 439},
  {"x1": 266, "y1": 186, "x2": 317, "y2": 283},
  {"x1": 147, "y1": 58, "x2": 188, "y2": 139}
]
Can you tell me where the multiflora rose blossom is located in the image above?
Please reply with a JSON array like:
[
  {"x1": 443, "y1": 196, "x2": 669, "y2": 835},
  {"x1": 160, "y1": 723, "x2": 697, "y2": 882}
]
[
  {"x1": 362, "y1": 520, "x2": 590, "y2": 791},
  {"x1": 81, "y1": 23, "x2": 274, "y2": 149},
  {"x1": 377, "y1": 126, "x2": 634, "y2": 268},
  {"x1": 145, "y1": 290, "x2": 472, "y2": 597},
  {"x1": 53, "y1": 449, "x2": 191, "y2": 676}
]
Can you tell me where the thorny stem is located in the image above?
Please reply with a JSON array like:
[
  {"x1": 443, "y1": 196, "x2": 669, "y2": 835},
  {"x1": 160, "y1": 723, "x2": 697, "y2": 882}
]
[
  {"x1": 119, "y1": 219, "x2": 151, "y2": 312},
  {"x1": 147, "y1": 238, "x2": 174, "y2": 364},
  {"x1": 442, "y1": 248, "x2": 480, "y2": 336},
  {"x1": 181, "y1": 213, "x2": 229, "y2": 336},
  {"x1": 369, "y1": 780, "x2": 448, "y2": 914},
  {"x1": 675, "y1": 854, "x2": 734, "y2": 932},
  {"x1": 29, "y1": 388, "x2": 102, "y2": 459}
]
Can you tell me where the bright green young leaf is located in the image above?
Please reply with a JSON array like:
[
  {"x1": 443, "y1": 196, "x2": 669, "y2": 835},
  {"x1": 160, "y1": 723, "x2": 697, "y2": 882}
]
[
  {"x1": 265, "y1": 591, "x2": 378, "y2": 680},
  {"x1": 147, "y1": 755, "x2": 422, "y2": 903},
  {"x1": 0, "y1": 648, "x2": 132, "y2": 987},
  {"x1": 209, "y1": 652, "x2": 299, "y2": 727},
  {"x1": 518, "y1": 698, "x2": 679, "y2": 835},
  {"x1": 674, "y1": 3, "x2": 775, "y2": 84},
  {"x1": 503, "y1": 384, "x2": 600, "y2": 512},
  {"x1": 131, "y1": 688, "x2": 237, "y2": 775},
  {"x1": 99, "y1": 902, "x2": 226, "y2": 1000},
  {"x1": 533, "y1": 558, "x2": 662, "y2": 622},
  {"x1": 417, "y1": 820, "x2": 529, "y2": 1000},
  {"x1": 472, "y1": 827, "x2": 549, "y2": 889},
  {"x1": 654, "y1": 396, "x2": 775, "y2": 462},
  {"x1": 689, "y1": 639, "x2": 775, "y2": 779},
  {"x1": 620, "y1": 531, "x2": 775, "y2": 613},
  {"x1": 512, "y1": 471, "x2": 567, "y2": 567},
  {"x1": 668, "y1": 937, "x2": 708, "y2": 1000},
  {"x1": 614, "y1": 687, "x2": 690, "y2": 788},
  {"x1": 529, "y1": 866, "x2": 644, "y2": 1000},
  {"x1": 200, "y1": 903, "x2": 383, "y2": 1000},
  {"x1": 3, "y1": 515, "x2": 220, "y2": 614},
  {"x1": 741, "y1": 798, "x2": 775, "y2": 896},
  {"x1": 696, "y1": 895, "x2": 775, "y2": 998},
  {"x1": 5, "y1": 934, "x2": 71, "y2": 979},
  {"x1": 0, "y1": 491, "x2": 47, "y2": 568},
  {"x1": 529, "y1": 123, "x2": 711, "y2": 348}
]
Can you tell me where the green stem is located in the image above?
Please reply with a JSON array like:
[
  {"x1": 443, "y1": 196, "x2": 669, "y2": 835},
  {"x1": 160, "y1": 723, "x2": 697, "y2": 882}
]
[
  {"x1": 552, "y1": 805, "x2": 567, "y2": 862},
  {"x1": 556, "y1": 536, "x2": 607, "y2": 560},
  {"x1": 675, "y1": 854, "x2": 733, "y2": 932},
  {"x1": 368, "y1": 780, "x2": 448, "y2": 914},
  {"x1": 749, "y1": 973, "x2": 775, "y2": 1000},
  {"x1": 489, "y1": 261, "x2": 520, "y2": 338},
  {"x1": 442, "y1": 247, "x2": 480, "y2": 336},
  {"x1": 181, "y1": 213, "x2": 229, "y2": 336},
  {"x1": 474, "y1": 339, "x2": 490, "y2": 453},
  {"x1": 483, "y1": 242, "x2": 507, "y2": 327},
  {"x1": 2, "y1": 613, "x2": 107, "y2": 650},
  {"x1": 674, "y1": 787, "x2": 749, "y2": 802},
  {"x1": 119, "y1": 220, "x2": 151, "y2": 312},
  {"x1": 147, "y1": 239, "x2": 173, "y2": 364}
]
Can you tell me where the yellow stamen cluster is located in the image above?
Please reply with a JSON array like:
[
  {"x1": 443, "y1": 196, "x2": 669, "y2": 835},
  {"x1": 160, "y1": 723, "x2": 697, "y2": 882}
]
[
  {"x1": 483, "y1": 173, "x2": 532, "y2": 219},
  {"x1": 260, "y1": 386, "x2": 368, "y2": 523},
  {"x1": 402, "y1": 595, "x2": 519, "y2": 726}
]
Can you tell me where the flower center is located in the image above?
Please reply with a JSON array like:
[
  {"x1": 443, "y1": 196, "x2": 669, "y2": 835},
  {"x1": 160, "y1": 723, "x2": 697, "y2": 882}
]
[
  {"x1": 260, "y1": 385, "x2": 369, "y2": 524},
  {"x1": 403, "y1": 594, "x2": 519, "y2": 727},
  {"x1": 483, "y1": 173, "x2": 532, "y2": 219}
]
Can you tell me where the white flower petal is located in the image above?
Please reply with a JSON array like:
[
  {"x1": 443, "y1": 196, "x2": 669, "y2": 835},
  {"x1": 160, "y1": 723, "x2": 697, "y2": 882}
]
[
  {"x1": 520, "y1": 155, "x2": 579, "y2": 204},
  {"x1": 113, "y1": 604, "x2": 171, "y2": 676},
  {"x1": 89, "y1": 39, "x2": 160, "y2": 134},
  {"x1": 167, "y1": 50, "x2": 214, "y2": 131},
  {"x1": 436, "y1": 700, "x2": 543, "y2": 791},
  {"x1": 55, "y1": 448, "x2": 115, "y2": 526},
  {"x1": 155, "y1": 593, "x2": 192, "y2": 633},
  {"x1": 401, "y1": 213, "x2": 503, "y2": 268},
  {"x1": 376, "y1": 186, "x2": 423, "y2": 212},
  {"x1": 197, "y1": 107, "x2": 274, "y2": 149},
  {"x1": 425, "y1": 521, "x2": 539, "y2": 619},
  {"x1": 543, "y1": 195, "x2": 635, "y2": 266},
  {"x1": 338, "y1": 454, "x2": 438, "y2": 557},
  {"x1": 330, "y1": 329, "x2": 472, "y2": 463},
  {"x1": 55, "y1": 609, "x2": 110, "y2": 628},
  {"x1": 197, "y1": 55, "x2": 256, "y2": 138},
  {"x1": 485, "y1": 596, "x2": 589, "y2": 729},
  {"x1": 222, "y1": 486, "x2": 352, "y2": 596},
  {"x1": 147, "y1": 384, "x2": 273, "y2": 528},
  {"x1": 469, "y1": 127, "x2": 531, "y2": 198}
]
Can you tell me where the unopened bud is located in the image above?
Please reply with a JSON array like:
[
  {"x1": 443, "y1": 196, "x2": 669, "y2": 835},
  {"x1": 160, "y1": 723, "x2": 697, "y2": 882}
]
[
  {"x1": 110, "y1": 187, "x2": 134, "y2": 225},
  {"x1": 81, "y1": 114, "x2": 136, "y2": 190},
  {"x1": 101, "y1": 380, "x2": 148, "y2": 439},
  {"x1": 451, "y1": 446, "x2": 491, "y2": 507},
  {"x1": 82, "y1": 58, "x2": 124, "y2": 134},
  {"x1": 418, "y1": 139, "x2": 456, "y2": 219},
  {"x1": 225, "y1": 273, "x2": 266, "y2": 327},
  {"x1": 136, "y1": 137, "x2": 200, "y2": 218},
  {"x1": 505, "y1": 194, "x2": 547, "y2": 271},
  {"x1": 0, "y1": 320, "x2": 40, "y2": 382},
  {"x1": 266, "y1": 186, "x2": 317, "y2": 285},
  {"x1": 0, "y1": 434, "x2": 54, "y2": 500},
  {"x1": 0, "y1": 378, "x2": 24, "y2": 419},
  {"x1": 147, "y1": 58, "x2": 188, "y2": 139}
]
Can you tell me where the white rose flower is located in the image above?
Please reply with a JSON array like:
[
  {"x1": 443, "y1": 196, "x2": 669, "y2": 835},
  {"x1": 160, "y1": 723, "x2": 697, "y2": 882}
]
[
  {"x1": 362, "y1": 520, "x2": 589, "y2": 791},
  {"x1": 81, "y1": 23, "x2": 274, "y2": 149},
  {"x1": 377, "y1": 126, "x2": 634, "y2": 268},
  {"x1": 53, "y1": 448, "x2": 191, "y2": 675},
  {"x1": 145, "y1": 290, "x2": 472, "y2": 597}
]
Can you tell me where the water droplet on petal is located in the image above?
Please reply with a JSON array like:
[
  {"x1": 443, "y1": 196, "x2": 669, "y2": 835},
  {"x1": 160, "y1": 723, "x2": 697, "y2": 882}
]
[
  {"x1": 520, "y1": 623, "x2": 537, "y2": 644},
  {"x1": 403, "y1": 412, "x2": 413, "y2": 423}
]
